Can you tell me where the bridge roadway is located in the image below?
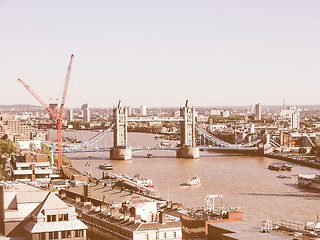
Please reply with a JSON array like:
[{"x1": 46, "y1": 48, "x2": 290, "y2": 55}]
[
  {"x1": 127, "y1": 116, "x2": 184, "y2": 122},
  {"x1": 62, "y1": 146, "x2": 259, "y2": 153}
]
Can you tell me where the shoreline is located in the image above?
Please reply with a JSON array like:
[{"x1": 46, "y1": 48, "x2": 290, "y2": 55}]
[{"x1": 264, "y1": 153, "x2": 320, "y2": 170}]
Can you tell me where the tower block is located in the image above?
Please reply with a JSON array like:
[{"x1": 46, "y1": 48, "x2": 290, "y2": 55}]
[
  {"x1": 177, "y1": 100, "x2": 199, "y2": 159},
  {"x1": 110, "y1": 101, "x2": 131, "y2": 160}
]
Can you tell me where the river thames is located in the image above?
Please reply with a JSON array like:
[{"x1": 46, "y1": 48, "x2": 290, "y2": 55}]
[{"x1": 56, "y1": 130, "x2": 320, "y2": 226}]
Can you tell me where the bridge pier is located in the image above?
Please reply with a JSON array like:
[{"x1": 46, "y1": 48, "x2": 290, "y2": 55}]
[
  {"x1": 110, "y1": 147, "x2": 132, "y2": 160},
  {"x1": 177, "y1": 147, "x2": 199, "y2": 159},
  {"x1": 110, "y1": 101, "x2": 132, "y2": 160},
  {"x1": 177, "y1": 100, "x2": 199, "y2": 159}
]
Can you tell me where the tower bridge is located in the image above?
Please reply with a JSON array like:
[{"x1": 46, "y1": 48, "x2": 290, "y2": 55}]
[{"x1": 48, "y1": 100, "x2": 266, "y2": 159}]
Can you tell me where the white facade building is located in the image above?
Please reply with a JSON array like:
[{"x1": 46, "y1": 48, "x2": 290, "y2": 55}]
[
  {"x1": 290, "y1": 112, "x2": 300, "y2": 129},
  {"x1": 140, "y1": 105, "x2": 147, "y2": 116}
]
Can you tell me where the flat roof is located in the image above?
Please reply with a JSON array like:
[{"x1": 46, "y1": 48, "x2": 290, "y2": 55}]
[
  {"x1": 223, "y1": 232, "x2": 291, "y2": 239},
  {"x1": 67, "y1": 184, "x2": 164, "y2": 204},
  {"x1": 208, "y1": 221, "x2": 259, "y2": 233}
]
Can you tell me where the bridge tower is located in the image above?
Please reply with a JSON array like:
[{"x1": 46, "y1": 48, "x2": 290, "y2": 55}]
[
  {"x1": 177, "y1": 100, "x2": 199, "y2": 159},
  {"x1": 110, "y1": 101, "x2": 132, "y2": 160}
]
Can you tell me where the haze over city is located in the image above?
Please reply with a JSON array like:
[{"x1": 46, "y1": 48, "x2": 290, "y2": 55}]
[{"x1": 1, "y1": 0, "x2": 320, "y2": 108}]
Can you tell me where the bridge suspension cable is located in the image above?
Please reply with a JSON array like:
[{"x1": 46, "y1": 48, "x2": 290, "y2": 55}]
[{"x1": 195, "y1": 122, "x2": 261, "y2": 149}]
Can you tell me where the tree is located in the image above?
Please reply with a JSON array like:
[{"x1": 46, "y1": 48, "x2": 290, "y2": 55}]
[
  {"x1": 298, "y1": 147, "x2": 307, "y2": 154},
  {"x1": 310, "y1": 145, "x2": 320, "y2": 157},
  {"x1": 0, "y1": 139, "x2": 16, "y2": 154},
  {"x1": 53, "y1": 155, "x2": 72, "y2": 167},
  {"x1": 0, "y1": 165, "x2": 6, "y2": 180},
  {"x1": 41, "y1": 143, "x2": 52, "y2": 162}
]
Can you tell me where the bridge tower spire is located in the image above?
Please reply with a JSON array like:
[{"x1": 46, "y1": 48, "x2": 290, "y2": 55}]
[
  {"x1": 177, "y1": 100, "x2": 199, "y2": 159},
  {"x1": 110, "y1": 100, "x2": 132, "y2": 160}
]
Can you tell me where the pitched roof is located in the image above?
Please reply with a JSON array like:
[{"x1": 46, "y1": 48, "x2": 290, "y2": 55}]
[
  {"x1": 24, "y1": 220, "x2": 87, "y2": 233},
  {"x1": 31, "y1": 192, "x2": 70, "y2": 218}
]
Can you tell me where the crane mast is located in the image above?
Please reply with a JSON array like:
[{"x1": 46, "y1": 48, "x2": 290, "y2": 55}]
[{"x1": 17, "y1": 54, "x2": 74, "y2": 170}]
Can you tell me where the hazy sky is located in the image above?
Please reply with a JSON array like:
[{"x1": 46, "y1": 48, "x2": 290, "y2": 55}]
[{"x1": 1, "y1": 0, "x2": 320, "y2": 108}]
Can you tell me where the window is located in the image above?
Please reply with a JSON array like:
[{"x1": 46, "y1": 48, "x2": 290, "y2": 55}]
[
  {"x1": 49, "y1": 232, "x2": 54, "y2": 239},
  {"x1": 33, "y1": 233, "x2": 40, "y2": 240},
  {"x1": 173, "y1": 232, "x2": 177, "y2": 238},
  {"x1": 145, "y1": 234, "x2": 149, "y2": 240},
  {"x1": 75, "y1": 230, "x2": 84, "y2": 238},
  {"x1": 47, "y1": 215, "x2": 58, "y2": 222},
  {"x1": 61, "y1": 231, "x2": 66, "y2": 239},
  {"x1": 164, "y1": 232, "x2": 167, "y2": 239},
  {"x1": 156, "y1": 231, "x2": 159, "y2": 239}
]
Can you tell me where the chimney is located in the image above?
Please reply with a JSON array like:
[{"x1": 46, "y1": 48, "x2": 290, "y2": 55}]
[
  {"x1": 100, "y1": 202, "x2": 108, "y2": 211},
  {"x1": 134, "y1": 215, "x2": 141, "y2": 223},
  {"x1": 60, "y1": 190, "x2": 67, "y2": 198},
  {"x1": 48, "y1": 183, "x2": 54, "y2": 191},
  {"x1": 30, "y1": 164, "x2": 35, "y2": 182},
  {"x1": 159, "y1": 212, "x2": 166, "y2": 224},
  {"x1": 124, "y1": 210, "x2": 130, "y2": 219},
  {"x1": 172, "y1": 203, "x2": 179, "y2": 209},
  {"x1": 83, "y1": 184, "x2": 90, "y2": 201},
  {"x1": 110, "y1": 208, "x2": 119, "y2": 217}
]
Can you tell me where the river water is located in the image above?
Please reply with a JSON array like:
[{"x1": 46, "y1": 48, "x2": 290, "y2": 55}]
[{"x1": 53, "y1": 130, "x2": 320, "y2": 225}]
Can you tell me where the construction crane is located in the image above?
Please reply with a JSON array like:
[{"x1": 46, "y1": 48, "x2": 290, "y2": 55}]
[{"x1": 17, "y1": 54, "x2": 74, "y2": 170}]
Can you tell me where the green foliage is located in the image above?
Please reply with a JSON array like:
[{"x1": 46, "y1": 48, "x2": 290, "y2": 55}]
[
  {"x1": 310, "y1": 145, "x2": 320, "y2": 157},
  {"x1": 53, "y1": 155, "x2": 72, "y2": 167},
  {"x1": 298, "y1": 147, "x2": 307, "y2": 154},
  {"x1": 0, "y1": 165, "x2": 6, "y2": 180},
  {"x1": 41, "y1": 143, "x2": 51, "y2": 163},
  {"x1": 0, "y1": 139, "x2": 16, "y2": 154}
]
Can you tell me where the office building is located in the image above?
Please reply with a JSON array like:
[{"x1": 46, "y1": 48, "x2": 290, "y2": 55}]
[
  {"x1": 290, "y1": 112, "x2": 300, "y2": 129},
  {"x1": 140, "y1": 105, "x2": 147, "y2": 116},
  {"x1": 255, "y1": 103, "x2": 261, "y2": 121},
  {"x1": 81, "y1": 104, "x2": 90, "y2": 122},
  {"x1": 66, "y1": 108, "x2": 73, "y2": 122}
]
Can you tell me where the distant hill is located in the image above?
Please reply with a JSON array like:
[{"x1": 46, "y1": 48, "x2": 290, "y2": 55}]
[{"x1": 0, "y1": 104, "x2": 43, "y2": 111}]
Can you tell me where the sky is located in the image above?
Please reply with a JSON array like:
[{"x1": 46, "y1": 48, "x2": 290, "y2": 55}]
[{"x1": 1, "y1": 0, "x2": 320, "y2": 108}]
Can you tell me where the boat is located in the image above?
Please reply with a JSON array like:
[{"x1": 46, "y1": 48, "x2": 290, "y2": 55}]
[
  {"x1": 277, "y1": 175, "x2": 292, "y2": 179},
  {"x1": 268, "y1": 164, "x2": 292, "y2": 171},
  {"x1": 146, "y1": 153, "x2": 154, "y2": 158},
  {"x1": 160, "y1": 141, "x2": 171, "y2": 147},
  {"x1": 186, "y1": 176, "x2": 200, "y2": 186},
  {"x1": 99, "y1": 163, "x2": 113, "y2": 170},
  {"x1": 298, "y1": 173, "x2": 320, "y2": 191}
]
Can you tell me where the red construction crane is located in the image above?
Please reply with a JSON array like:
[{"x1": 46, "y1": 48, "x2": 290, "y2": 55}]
[{"x1": 18, "y1": 54, "x2": 74, "y2": 170}]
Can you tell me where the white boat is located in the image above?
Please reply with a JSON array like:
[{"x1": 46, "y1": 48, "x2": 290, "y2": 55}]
[
  {"x1": 298, "y1": 174, "x2": 320, "y2": 191},
  {"x1": 99, "y1": 163, "x2": 113, "y2": 170},
  {"x1": 186, "y1": 176, "x2": 200, "y2": 186}
]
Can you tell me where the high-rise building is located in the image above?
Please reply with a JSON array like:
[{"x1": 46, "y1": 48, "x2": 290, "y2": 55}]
[
  {"x1": 290, "y1": 112, "x2": 300, "y2": 129},
  {"x1": 140, "y1": 105, "x2": 147, "y2": 116},
  {"x1": 81, "y1": 104, "x2": 90, "y2": 122},
  {"x1": 255, "y1": 103, "x2": 261, "y2": 121},
  {"x1": 66, "y1": 108, "x2": 73, "y2": 122}
]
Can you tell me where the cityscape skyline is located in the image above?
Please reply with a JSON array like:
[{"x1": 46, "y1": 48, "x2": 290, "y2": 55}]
[{"x1": 1, "y1": 1, "x2": 320, "y2": 108}]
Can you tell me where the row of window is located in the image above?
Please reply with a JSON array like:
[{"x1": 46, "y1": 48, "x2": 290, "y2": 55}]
[
  {"x1": 33, "y1": 230, "x2": 84, "y2": 240},
  {"x1": 146, "y1": 231, "x2": 177, "y2": 240},
  {"x1": 47, "y1": 213, "x2": 69, "y2": 222}
]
